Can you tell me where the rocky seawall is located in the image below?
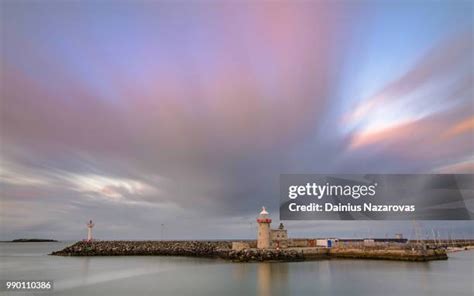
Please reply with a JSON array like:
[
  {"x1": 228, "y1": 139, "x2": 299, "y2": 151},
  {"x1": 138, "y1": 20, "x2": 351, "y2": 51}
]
[
  {"x1": 51, "y1": 241, "x2": 306, "y2": 262},
  {"x1": 223, "y1": 248, "x2": 306, "y2": 262},
  {"x1": 51, "y1": 241, "x2": 448, "y2": 262},
  {"x1": 51, "y1": 241, "x2": 231, "y2": 257}
]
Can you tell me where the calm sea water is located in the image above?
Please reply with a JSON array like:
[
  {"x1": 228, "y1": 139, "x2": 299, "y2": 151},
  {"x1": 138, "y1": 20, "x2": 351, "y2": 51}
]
[{"x1": 0, "y1": 242, "x2": 472, "y2": 296}]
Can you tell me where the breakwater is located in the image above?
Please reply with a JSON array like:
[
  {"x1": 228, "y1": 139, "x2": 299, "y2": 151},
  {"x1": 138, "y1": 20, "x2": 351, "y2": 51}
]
[
  {"x1": 51, "y1": 241, "x2": 231, "y2": 257},
  {"x1": 50, "y1": 241, "x2": 306, "y2": 262},
  {"x1": 51, "y1": 241, "x2": 448, "y2": 262}
]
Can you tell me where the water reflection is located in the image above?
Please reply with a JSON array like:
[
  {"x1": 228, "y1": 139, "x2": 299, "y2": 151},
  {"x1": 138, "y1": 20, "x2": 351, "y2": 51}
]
[
  {"x1": 257, "y1": 262, "x2": 289, "y2": 296},
  {"x1": 80, "y1": 257, "x2": 90, "y2": 285}
]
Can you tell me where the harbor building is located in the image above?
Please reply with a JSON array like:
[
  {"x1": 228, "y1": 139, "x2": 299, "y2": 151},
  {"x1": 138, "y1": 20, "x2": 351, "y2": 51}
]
[{"x1": 271, "y1": 223, "x2": 288, "y2": 248}]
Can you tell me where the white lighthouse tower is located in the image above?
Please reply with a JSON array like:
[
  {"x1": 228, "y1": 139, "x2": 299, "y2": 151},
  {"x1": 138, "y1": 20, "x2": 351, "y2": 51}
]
[
  {"x1": 257, "y1": 207, "x2": 272, "y2": 249},
  {"x1": 86, "y1": 220, "x2": 95, "y2": 242}
]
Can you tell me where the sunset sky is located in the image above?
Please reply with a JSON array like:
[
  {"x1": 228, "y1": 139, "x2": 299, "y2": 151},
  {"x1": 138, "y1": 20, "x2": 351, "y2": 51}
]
[{"x1": 1, "y1": 1, "x2": 473, "y2": 240}]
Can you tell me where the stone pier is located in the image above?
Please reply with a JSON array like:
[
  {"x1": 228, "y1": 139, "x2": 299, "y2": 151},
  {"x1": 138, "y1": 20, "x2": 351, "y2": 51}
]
[{"x1": 51, "y1": 240, "x2": 448, "y2": 262}]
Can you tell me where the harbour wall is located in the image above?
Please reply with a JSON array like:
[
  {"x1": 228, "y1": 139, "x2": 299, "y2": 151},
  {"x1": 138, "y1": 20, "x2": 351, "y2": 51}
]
[{"x1": 51, "y1": 240, "x2": 448, "y2": 262}]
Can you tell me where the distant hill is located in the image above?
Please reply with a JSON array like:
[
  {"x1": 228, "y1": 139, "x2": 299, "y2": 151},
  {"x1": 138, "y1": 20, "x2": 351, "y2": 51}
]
[{"x1": 11, "y1": 239, "x2": 58, "y2": 242}]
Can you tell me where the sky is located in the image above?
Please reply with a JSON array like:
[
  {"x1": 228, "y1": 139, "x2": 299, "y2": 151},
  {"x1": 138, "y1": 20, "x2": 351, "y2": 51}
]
[{"x1": 1, "y1": 0, "x2": 473, "y2": 240}]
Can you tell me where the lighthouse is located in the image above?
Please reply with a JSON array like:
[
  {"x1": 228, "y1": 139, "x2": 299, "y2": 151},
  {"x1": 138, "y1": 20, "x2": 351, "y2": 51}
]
[
  {"x1": 86, "y1": 220, "x2": 95, "y2": 242},
  {"x1": 257, "y1": 207, "x2": 272, "y2": 249}
]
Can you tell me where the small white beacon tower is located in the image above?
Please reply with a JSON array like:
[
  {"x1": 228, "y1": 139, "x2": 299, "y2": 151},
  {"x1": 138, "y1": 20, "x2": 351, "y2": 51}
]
[{"x1": 86, "y1": 220, "x2": 95, "y2": 242}]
